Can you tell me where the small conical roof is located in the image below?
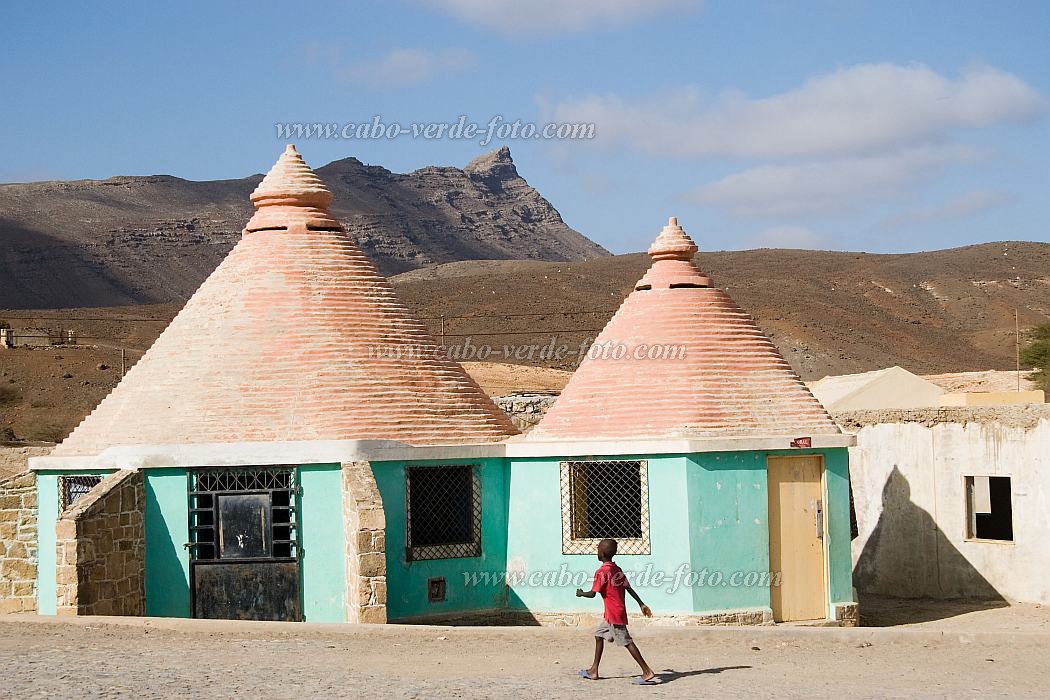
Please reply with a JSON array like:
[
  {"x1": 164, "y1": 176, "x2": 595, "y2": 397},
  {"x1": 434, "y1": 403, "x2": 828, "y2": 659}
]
[
  {"x1": 528, "y1": 217, "x2": 839, "y2": 441},
  {"x1": 52, "y1": 146, "x2": 517, "y2": 457}
]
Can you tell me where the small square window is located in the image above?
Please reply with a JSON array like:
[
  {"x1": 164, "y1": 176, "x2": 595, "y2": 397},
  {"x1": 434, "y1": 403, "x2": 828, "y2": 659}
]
[
  {"x1": 59, "y1": 475, "x2": 104, "y2": 511},
  {"x1": 406, "y1": 465, "x2": 481, "y2": 561},
  {"x1": 561, "y1": 460, "x2": 650, "y2": 555},
  {"x1": 965, "y1": 475, "x2": 1013, "y2": 542}
]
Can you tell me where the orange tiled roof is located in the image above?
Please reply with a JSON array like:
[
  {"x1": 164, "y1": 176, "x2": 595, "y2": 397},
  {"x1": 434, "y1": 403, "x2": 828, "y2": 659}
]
[
  {"x1": 52, "y1": 146, "x2": 517, "y2": 456},
  {"x1": 527, "y1": 217, "x2": 840, "y2": 441}
]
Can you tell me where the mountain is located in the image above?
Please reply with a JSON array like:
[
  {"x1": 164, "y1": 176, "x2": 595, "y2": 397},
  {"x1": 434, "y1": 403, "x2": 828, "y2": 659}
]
[
  {"x1": 390, "y1": 241, "x2": 1050, "y2": 379},
  {"x1": 0, "y1": 146, "x2": 607, "y2": 309}
]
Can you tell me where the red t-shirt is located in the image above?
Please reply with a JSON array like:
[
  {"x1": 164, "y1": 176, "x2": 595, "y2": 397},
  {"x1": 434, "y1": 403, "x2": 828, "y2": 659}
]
[{"x1": 591, "y1": 560, "x2": 629, "y2": 625}]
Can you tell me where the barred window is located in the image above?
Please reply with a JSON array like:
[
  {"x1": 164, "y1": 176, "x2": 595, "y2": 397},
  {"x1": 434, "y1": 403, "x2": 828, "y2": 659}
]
[
  {"x1": 406, "y1": 465, "x2": 481, "y2": 561},
  {"x1": 59, "y1": 475, "x2": 104, "y2": 511},
  {"x1": 561, "y1": 460, "x2": 650, "y2": 555}
]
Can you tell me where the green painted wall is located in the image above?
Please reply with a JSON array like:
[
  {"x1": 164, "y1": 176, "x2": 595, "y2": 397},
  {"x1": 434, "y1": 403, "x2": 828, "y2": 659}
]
[
  {"x1": 373, "y1": 458, "x2": 509, "y2": 621},
  {"x1": 299, "y1": 463, "x2": 346, "y2": 622},
  {"x1": 506, "y1": 455, "x2": 696, "y2": 617},
  {"x1": 35, "y1": 473, "x2": 59, "y2": 616},
  {"x1": 686, "y1": 452, "x2": 772, "y2": 614},
  {"x1": 35, "y1": 470, "x2": 113, "y2": 615},
  {"x1": 142, "y1": 465, "x2": 349, "y2": 621},
  {"x1": 144, "y1": 469, "x2": 191, "y2": 617},
  {"x1": 820, "y1": 448, "x2": 854, "y2": 607},
  {"x1": 505, "y1": 449, "x2": 855, "y2": 619}
]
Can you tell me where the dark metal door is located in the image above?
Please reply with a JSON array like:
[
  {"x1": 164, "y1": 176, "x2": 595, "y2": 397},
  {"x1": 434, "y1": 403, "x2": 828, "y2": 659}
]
[{"x1": 188, "y1": 467, "x2": 302, "y2": 621}]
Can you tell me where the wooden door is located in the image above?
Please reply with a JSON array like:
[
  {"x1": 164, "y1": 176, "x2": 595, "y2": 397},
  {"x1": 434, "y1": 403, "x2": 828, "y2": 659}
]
[{"x1": 767, "y1": 455, "x2": 826, "y2": 622}]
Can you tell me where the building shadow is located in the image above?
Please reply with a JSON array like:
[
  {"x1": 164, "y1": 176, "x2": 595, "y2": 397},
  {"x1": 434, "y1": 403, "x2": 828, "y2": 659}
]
[{"x1": 853, "y1": 466, "x2": 1006, "y2": 625}]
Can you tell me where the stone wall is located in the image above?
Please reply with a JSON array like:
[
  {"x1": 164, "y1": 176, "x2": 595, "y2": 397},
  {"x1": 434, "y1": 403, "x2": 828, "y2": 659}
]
[
  {"x1": 0, "y1": 445, "x2": 53, "y2": 482},
  {"x1": 55, "y1": 470, "x2": 145, "y2": 616},
  {"x1": 342, "y1": 461, "x2": 387, "y2": 624},
  {"x1": 0, "y1": 470, "x2": 38, "y2": 614},
  {"x1": 494, "y1": 394, "x2": 557, "y2": 432}
]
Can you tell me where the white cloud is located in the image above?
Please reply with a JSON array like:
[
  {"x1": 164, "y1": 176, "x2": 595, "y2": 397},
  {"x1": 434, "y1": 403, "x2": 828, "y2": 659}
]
[
  {"x1": 684, "y1": 145, "x2": 983, "y2": 218},
  {"x1": 744, "y1": 225, "x2": 824, "y2": 250},
  {"x1": 552, "y1": 63, "x2": 1044, "y2": 159},
  {"x1": 882, "y1": 189, "x2": 1011, "y2": 227},
  {"x1": 339, "y1": 48, "x2": 476, "y2": 87},
  {"x1": 422, "y1": 0, "x2": 696, "y2": 34}
]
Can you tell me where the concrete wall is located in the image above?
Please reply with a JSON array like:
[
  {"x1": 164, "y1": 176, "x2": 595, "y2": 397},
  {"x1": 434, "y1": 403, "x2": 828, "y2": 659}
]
[
  {"x1": 55, "y1": 470, "x2": 146, "y2": 616},
  {"x1": 0, "y1": 471, "x2": 38, "y2": 613},
  {"x1": 843, "y1": 406, "x2": 1050, "y2": 603}
]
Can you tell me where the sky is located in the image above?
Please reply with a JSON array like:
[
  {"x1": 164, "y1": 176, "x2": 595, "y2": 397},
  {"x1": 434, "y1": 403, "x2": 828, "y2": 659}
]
[{"x1": 2, "y1": 0, "x2": 1048, "y2": 255}]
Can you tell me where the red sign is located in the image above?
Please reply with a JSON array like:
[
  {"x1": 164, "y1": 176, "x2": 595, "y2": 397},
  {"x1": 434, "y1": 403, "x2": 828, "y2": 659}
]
[{"x1": 790, "y1": 437, "x2": 812, "y2": 448}]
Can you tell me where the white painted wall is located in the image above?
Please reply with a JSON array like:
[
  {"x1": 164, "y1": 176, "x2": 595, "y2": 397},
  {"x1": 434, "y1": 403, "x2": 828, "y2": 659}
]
[{"x1": 849, "y1": 417, "x2": 1050, "y2": 603}]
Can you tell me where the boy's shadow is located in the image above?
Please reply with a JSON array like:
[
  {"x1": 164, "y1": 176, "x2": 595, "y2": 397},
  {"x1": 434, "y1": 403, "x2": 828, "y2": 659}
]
[{"x1": 656, "y1": 666, "x2": 752, "y2": 684}]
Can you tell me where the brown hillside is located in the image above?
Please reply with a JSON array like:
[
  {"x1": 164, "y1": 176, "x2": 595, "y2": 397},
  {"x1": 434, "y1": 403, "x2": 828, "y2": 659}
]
[{"x1": 2, "y1": 242, "x2": 1048, "y2": 441}]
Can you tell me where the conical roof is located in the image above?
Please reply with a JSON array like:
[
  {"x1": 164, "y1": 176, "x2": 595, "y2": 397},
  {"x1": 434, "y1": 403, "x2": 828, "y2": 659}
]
[
  {"x1": 527, "y1": 217, "x2": 840, "y2": 441},
  {"x1": 52, "y1": 146, "x2": 517, "y2": 457}
]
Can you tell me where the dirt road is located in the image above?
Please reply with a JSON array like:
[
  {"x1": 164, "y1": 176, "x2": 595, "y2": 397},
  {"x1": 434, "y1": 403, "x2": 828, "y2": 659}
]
[{"x1": 2, "y1": 616, "x2": 1047, "y2": 699}]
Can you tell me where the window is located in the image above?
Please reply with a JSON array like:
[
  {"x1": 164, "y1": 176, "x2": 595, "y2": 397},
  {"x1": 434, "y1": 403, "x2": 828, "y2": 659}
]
[
  {"x1": 59, "y1": 475, "x2": 104, "y2": 510},
  {"x1": 965, "y1": 475, "x2": 1013, "y2": 542},
  {"x1": 561, "y1": 460, "x2": 650, "y2": 555},
  {"x1": 406, "y1": 465, "x2": 481, "y2": 561},
  {"x1": 188, "y1": 467, "x2": 299, "y2": 561}
]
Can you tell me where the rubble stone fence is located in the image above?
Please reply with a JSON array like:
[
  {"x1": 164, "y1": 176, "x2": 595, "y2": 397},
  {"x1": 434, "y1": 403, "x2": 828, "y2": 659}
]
[{"x1": 55, "y1": 469, "x2": 145, "y2": 616}]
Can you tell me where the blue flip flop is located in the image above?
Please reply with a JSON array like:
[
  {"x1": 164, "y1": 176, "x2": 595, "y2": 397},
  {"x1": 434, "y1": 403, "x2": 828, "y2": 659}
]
[
  {"x1": 633, "y1": 676, "x2": 661, "y2": 685},
  {"x1": 579, "y1": 669, "x2": 598, "y2": 680}
]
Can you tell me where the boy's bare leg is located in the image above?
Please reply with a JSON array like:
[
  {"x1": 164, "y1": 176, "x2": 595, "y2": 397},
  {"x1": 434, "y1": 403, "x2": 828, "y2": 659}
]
[
  {"x1": 586, "y1": 637, "x2": 604, "y2": 679},
  {"x1": 626, "y1": 642, "x2": 656, "y2": 681}
]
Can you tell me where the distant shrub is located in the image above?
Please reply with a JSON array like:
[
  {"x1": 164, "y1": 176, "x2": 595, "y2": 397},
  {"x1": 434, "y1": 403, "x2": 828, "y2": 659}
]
[{"x1": 1022, "y1": 323, "x2": 1050, "y2": 393}]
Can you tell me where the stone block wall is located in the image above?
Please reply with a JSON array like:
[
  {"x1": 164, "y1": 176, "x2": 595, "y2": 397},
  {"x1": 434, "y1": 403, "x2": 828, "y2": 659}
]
[
  {"x1": 494, "y1": 394, "x2": 557, "y2": 432},
  {"x1": 342, "y1": 461, "x2": 387, "y2": 624},
  {"x1": 55, "y1": 470, "x2": 145, "y2": 616},
  {"x1": 0, "y1": 470, "x2": 38, "y2": 614}
]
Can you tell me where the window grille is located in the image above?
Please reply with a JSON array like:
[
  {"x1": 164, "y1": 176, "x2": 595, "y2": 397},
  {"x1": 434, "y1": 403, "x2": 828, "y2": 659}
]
[
  {"x1": 59, "y1": 475, "x2": 104, "y2": 510},
  {"x1": 188, "y1": 467, "x2": 299, "y2": 562},
  {"x1": 406, "y1": 464, "x2": 482, "y2": 561},
  {"x1": 561, "y1": 460, "x2": 650, "y2": 555}
]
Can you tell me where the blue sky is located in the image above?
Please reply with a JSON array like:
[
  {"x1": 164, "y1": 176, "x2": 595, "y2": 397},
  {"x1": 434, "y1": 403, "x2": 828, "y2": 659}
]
[{"x1": 2, "y1": 0, "x2": 1047, "y2": 254}]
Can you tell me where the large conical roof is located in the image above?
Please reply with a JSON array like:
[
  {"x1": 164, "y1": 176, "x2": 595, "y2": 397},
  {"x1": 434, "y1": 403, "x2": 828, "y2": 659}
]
[
  {"x1": 527, "y1": 217, "x2": 840, "y2": 441},
  {"x1": 52, "y1": 146, "x2": 517, "y2": 457}
]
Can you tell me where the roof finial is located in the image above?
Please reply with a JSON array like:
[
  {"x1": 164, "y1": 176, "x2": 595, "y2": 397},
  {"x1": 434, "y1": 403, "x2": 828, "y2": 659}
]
[
  {"x1": 250, "y1": 144, "x2": 333, "y2": 210},
  {"x1": 245, "y1": 144, "x2": 339, "y2": 232},
  {"x1": 647, "y1": 215, "x2": 698, "y2": 261}
]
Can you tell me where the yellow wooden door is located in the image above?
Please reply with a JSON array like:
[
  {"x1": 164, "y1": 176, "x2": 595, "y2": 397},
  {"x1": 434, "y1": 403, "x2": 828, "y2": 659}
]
[{"x1": 767, "y1": 455, "x2": 826, "y2": 622}]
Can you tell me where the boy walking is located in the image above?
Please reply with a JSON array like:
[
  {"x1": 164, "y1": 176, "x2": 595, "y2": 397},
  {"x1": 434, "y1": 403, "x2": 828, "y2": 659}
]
[{"x1": 576, "y1": 538, "x2": 660, "y2": 685}]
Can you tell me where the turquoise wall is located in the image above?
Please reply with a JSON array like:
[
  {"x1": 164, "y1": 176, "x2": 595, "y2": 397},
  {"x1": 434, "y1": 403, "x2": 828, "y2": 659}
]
[
  {"x1": 35, "y1": 470, "x2": 113, "y2": 615},
  {"x1": 686, "y1": 452, "x2": 772, "y2": 614},
  {"x1": 298, "y1": 463, "x2": 346, "y2": 622},
  {"x1": 144, "y1": 469, "x2": 191, "y2": 617},
  {"x1": 820, "y1": 448, "x2": 854, "y2": 607},
  {"x1": 505, "y1": 449, "x2": 855, "y2": 619},
  {"x1": 506, "y1": 455, "x2": 696, "y2": 617},
  {"x1": 35, "y1": 473, "x2": 59, "y2": 615},
  {"x1": 372, "y1": 458, "x2": 509, "y2": 621},
  {"x1": 141, "y1": 464, "x2": 347, "y2": 621}
]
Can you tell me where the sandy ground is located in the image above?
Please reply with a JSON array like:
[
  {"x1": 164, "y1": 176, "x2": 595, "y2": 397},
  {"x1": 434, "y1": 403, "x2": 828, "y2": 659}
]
[
  {"x1": 922, "y1": 370, "x2": 1039, "y2": 394},
  {"x1": 462, "y1": 361, "x2": 572, "y2": 396},
  {"x1": 3, "y1": 615, "x2": 1049, "y2": 699}
]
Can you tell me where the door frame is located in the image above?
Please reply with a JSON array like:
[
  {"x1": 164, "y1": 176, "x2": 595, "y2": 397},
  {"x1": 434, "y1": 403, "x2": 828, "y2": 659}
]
[
  {"x1": 186, "y1": 465, "x2": 304, "y2": 621},
  {"x1": 766, "y1": 454, "x2": 830, "y2": 622}
]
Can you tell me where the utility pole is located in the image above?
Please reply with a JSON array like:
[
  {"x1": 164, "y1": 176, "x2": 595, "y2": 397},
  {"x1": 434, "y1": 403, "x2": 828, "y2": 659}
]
[
  {"x1": 121, "y1": 348, "x2": 126, "y2": 378},
  {"x1": 440, "y1": 315, "x2": 446, "y2": 349}
]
